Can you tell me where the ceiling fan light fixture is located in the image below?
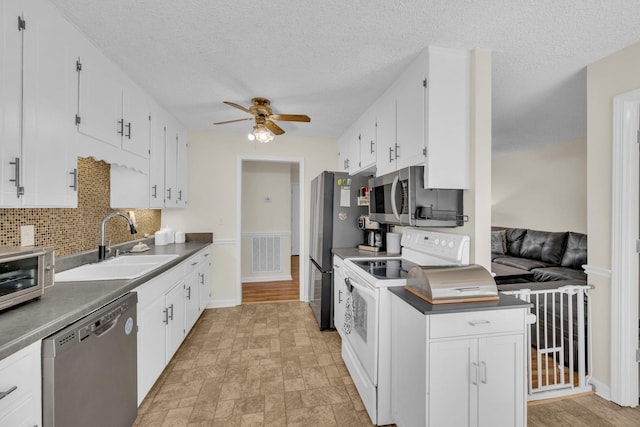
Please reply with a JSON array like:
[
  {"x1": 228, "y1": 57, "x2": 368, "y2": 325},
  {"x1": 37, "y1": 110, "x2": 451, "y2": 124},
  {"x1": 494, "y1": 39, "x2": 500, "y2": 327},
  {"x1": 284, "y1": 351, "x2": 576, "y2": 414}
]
[{"x1": 252, "y1": 124, "x2": 275, "y2": 143}]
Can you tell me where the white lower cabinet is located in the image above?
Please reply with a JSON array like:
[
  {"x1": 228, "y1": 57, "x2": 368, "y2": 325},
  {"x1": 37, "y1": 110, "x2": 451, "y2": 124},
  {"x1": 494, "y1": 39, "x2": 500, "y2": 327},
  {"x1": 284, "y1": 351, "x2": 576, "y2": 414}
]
[
  {"x1": 135, "y1": 247, "x2": 211, "y2": 405},
  {"x1": 198, "y1": 249, "x2": 212, "y2": 311},
  {"x1": 0, "y1": 340, "x2": 41, "y2": 427},
  {"x1": 391, "y1": 293, "x2": 527, "y2": 427},
  {"x1": 332, "y1": 255, "x2": 346, "y2": 336}
]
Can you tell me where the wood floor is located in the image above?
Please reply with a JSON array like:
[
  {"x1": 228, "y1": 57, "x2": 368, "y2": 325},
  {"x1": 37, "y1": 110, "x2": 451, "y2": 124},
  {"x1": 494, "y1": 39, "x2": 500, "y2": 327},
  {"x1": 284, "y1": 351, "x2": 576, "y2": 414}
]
[{"x1": 243, "y1": 256, "x2": 300, "y2": 303}]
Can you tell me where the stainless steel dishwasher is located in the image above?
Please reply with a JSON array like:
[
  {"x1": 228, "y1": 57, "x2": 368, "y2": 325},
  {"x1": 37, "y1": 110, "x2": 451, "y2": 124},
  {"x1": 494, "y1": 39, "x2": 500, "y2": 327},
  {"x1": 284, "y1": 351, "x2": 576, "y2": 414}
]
[{"x1": 42, "y1": 292, "x2": 138, "y2": 427}]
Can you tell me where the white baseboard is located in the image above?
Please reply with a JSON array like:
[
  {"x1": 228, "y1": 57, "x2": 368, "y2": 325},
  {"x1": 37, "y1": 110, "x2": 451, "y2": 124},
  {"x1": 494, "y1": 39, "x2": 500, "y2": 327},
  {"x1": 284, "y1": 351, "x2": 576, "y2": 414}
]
[
  {"x1": 205, "y1": 299, "x2": 238, "y2": 308},
  {"x1": 242, "y1": 275, "x2": 292, "y2": 283},
  {"x1": 590, "y1": 376, "x2": 611, "y2": 401}
]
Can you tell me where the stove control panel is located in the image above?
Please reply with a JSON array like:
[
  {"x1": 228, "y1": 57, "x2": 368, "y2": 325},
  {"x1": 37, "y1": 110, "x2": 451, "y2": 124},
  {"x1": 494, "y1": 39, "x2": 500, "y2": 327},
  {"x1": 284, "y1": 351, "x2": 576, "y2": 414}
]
[{"x1": 401, "y1": 229, "x2": 470, "y2": 263}]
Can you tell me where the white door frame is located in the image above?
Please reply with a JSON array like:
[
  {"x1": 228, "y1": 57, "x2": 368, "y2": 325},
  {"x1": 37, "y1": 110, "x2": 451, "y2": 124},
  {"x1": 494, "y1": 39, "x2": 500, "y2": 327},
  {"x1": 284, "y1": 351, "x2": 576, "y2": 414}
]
[
  {"x1": 610, "y1": 88, "x2": 640, "y2": 406},
  {"x1": 236, "y1": 155, "x2": 306, "y2": 305}
]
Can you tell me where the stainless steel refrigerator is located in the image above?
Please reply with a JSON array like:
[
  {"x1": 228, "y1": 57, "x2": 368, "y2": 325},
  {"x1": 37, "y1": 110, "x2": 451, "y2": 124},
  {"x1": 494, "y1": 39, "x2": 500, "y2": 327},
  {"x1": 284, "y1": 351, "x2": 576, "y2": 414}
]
[{"x1": 309, "y1": 171, "x2": 368, "y2": 330}]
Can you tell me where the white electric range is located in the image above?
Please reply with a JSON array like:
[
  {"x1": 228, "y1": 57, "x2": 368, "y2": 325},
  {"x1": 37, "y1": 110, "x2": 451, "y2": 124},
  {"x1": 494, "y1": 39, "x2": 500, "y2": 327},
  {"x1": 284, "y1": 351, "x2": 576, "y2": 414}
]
[{"x1": 338, "y1": 228, "x2": 470, "y2": 426}]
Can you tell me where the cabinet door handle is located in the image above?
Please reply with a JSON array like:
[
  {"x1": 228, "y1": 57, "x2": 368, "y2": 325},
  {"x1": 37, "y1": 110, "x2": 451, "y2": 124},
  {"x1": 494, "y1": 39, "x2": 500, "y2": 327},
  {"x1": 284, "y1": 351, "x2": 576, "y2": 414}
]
[
  {"x1": 468, "y1": 320, "x2": 491, "y2": 326},
  {"x1": 167, "y1": 188, "x2": 172, "y2": 200},
  {"x1": 9, "y1": 157, "x2": 24, "y2": 197},
  {"x1": 151, "y1": 184, "x2": 157, "y2": 198},
  {"x1": 168, "y1": 304, "x2": 174, "y2": 320},
  {"x1": 370, "y1": 140, "x2": 374, "y2": 154},
  {"x1": 199, "y1": 273, "x2": 204, "y2": 285},
  {"x1": 162, "y1": 308, "x2": 168, "y2": 324},
  {"x1": 394, "y1": 143, "x2": 400, "y2": 158},
  {"x1": 117, "y1": 119, "x2": 124, "y2": 135},
  {"x1": 126, "y1": 122, "x2": 132, "y2": 139},
  {"x1": 338, "y1": 289, "x2": 343, "y2": 304},
  {"x1": 186, "y1": 286, "x2": 191, "y2": 300},
  {"x1": 480, "y1": 361, "x2": 488, "y2": 384},
  {"x1": 388, "y1": 147, "x2": 394, "y2": 163},
  {"x1": 178, "y1": 189, "x2": 183, "y2": 201},
  {"x1": 69, "y1": 168, "x2": 78, "y2": 191},
  {"x1": 0, "y1": 385, "x2": 17, "y2": 400},
  {"x1": 471, "y1": 362, "x2": 479, "y2": 385}
]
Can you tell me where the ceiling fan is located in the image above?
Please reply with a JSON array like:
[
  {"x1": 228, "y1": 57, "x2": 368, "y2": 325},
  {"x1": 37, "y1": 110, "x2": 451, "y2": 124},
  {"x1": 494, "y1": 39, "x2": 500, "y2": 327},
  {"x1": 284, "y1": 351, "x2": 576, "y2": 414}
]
[{"x1": 214, "y1": 97, "x2": 310, "y2": 142}]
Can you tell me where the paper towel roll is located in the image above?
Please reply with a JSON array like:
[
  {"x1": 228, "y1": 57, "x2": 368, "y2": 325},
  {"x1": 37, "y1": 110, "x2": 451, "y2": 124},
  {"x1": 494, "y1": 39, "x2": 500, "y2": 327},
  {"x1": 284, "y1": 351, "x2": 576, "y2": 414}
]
[{"x1": 386, "y1": 232, "x2": 401, "y2": 254}]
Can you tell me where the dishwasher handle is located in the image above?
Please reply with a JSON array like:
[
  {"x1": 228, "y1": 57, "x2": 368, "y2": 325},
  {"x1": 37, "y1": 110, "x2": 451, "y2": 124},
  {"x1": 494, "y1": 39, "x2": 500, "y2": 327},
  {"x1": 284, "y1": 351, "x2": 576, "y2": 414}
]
[{"x1": 93, "y1": 314, "x2": 120, "y2": 337}]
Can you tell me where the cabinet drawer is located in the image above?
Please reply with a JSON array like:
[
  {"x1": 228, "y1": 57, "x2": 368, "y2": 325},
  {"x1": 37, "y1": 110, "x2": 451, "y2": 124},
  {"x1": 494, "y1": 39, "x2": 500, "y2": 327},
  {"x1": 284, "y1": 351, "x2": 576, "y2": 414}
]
[
  {"x1": 429, "y1": 309, "x2": 525, "y2": 339},
  {"x1": 184, "y1": 254, "x2": 200, "y2": 275},
  {"x1": 0, "y1": 341, "x2": 41, "y2": 417}
]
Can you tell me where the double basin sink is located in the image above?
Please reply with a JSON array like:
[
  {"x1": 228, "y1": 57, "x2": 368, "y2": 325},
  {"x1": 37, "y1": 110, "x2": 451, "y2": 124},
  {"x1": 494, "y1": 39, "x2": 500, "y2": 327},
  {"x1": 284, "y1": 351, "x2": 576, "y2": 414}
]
[{"x1": 55, "y1": 254, "x2": 180, "y2": 282}]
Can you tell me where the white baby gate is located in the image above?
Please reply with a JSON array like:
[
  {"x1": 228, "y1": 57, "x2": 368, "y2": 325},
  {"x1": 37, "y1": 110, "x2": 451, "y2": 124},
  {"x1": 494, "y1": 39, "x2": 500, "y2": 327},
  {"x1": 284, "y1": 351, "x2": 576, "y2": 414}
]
[{"x1": 502, "y1": 284, "x2": 593, "y2": 401}]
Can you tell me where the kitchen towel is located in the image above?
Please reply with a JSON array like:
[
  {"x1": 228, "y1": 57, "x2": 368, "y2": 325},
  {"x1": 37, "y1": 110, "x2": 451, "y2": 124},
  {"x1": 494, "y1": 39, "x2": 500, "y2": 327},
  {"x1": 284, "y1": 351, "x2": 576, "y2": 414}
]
[{"x1": 343, "y1": 293, "x2": 353, "y2": 335}]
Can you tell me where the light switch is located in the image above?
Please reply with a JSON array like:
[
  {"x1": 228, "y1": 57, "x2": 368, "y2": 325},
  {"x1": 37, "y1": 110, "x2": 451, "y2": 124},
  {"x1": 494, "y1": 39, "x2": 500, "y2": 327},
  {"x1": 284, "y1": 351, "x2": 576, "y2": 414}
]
[{"x1": 21, "y1": 225, "x2": 35, "y2": 246}]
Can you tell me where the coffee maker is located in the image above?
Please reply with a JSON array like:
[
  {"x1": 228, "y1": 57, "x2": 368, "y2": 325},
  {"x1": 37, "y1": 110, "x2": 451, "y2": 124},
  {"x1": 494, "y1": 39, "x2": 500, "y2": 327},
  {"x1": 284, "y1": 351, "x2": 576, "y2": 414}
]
[{"x1": 357, "y1": 215, "x2": 385, "y2": 252}]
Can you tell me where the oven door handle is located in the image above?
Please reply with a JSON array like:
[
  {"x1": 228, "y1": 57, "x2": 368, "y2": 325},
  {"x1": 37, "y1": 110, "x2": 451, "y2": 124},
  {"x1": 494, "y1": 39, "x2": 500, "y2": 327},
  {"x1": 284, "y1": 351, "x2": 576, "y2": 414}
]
[
  {"x1": 390, "y1": 174, "x2": 401, "y2": 221},
  {"x1": 344, "y1": 275, "x2": 375, "y2": 298}
]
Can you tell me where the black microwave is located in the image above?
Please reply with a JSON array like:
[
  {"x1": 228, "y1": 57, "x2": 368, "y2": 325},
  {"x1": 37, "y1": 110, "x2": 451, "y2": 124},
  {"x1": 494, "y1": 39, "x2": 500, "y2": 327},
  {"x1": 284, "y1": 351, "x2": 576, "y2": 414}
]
[
  {"x1": 368, "y1": 166, "x2": 465, "y2": 227},
  {"x1": 0, "y1": 247, "x2": 55, "y2": 311}
]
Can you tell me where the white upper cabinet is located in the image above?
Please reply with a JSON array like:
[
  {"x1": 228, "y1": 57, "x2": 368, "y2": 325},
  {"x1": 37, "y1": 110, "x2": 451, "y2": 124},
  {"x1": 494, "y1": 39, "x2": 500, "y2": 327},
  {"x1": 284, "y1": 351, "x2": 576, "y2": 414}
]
[
  {"x1": 148, "y1": 107, "x2": 167, "y2": 208},
  {"x1": 380, "y1": 46, "x2": 470, "y2": 189},
  {"x1": 175, "y1": 126, "x2": 188, "y2": 207},
  {"x1": 121, "y1": 78, "x2": 152, "y2": 159},
  {"x1": 164, "y1": 119, "x2": 179, "y2": 206},
  {"x1": 394, "y1": 51, "x2": 428, "y2": 171},
  {"x1": 338, "y1": 46, "x2": 470, "y2": 189},
  {"x1": 0, "y1": 0, "x2": 78, "y2": 207},
  {"x1": 374, "y1": 89, "x2": 397, "y2": 177},
  {"x1": 423, "y1": 46, "x2": 470, "y2": 189},
  {"x1": 358, "y1": 111, "x2": 377, "y2": 173}
]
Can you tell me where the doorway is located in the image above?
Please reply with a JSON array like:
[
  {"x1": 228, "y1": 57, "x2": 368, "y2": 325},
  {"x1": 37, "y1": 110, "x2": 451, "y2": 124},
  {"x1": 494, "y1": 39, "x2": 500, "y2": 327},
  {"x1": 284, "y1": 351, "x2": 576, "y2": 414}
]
[
  {"x1": 236, "y1": 156, "x2": 305, "y2": 305},
  {"x1": 610, "y1": 89, "x2": 640, "y2": 406}
]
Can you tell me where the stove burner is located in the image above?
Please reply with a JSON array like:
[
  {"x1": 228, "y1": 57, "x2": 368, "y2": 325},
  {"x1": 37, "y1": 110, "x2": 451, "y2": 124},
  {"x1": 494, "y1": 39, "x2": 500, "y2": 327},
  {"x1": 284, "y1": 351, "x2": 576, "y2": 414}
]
[{"x1": 351, "y1": 259, "x2": 420, "y2": 280}]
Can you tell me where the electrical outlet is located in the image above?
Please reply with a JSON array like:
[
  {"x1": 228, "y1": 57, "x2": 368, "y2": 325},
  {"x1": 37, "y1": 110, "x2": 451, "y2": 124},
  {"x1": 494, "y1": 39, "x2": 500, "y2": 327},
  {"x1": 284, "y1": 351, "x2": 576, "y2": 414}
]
[{"x1": 21, "y1": 225, "x2": 35, "y2": 247}]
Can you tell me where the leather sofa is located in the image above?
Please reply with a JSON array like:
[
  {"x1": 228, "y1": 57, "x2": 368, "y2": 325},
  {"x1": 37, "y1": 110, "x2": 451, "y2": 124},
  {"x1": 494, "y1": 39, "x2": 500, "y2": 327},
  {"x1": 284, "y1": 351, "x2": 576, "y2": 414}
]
[
  {"x1": 492, "y1": 227, "x2": 589, "y2": 368},
  {"x1": 491, "y1": 227, "x2": 587, "y2": 284}
]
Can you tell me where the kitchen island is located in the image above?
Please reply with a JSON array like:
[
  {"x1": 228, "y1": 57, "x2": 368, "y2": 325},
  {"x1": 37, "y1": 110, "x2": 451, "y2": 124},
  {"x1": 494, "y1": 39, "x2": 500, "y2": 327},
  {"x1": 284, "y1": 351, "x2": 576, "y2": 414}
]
[{"x1": 389, "y1": 287, "x2": 532, "y2": 427}]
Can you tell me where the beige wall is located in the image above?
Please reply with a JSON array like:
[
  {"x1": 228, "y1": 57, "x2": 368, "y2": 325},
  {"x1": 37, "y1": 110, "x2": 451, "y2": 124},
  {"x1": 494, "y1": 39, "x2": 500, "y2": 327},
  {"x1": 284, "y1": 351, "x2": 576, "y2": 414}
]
[
  {"x1": 162, "y1": 132, "x2": 337, "y2": 304},
  {"x1": 240, "y1": 161, "x2": 292, "y2": 281},
  {"x1": 492, "y1": 138, "x2": 587, "y2": 233},
  {"x1": 586, "y1": 41, "x2": 640, "y2": 389}
]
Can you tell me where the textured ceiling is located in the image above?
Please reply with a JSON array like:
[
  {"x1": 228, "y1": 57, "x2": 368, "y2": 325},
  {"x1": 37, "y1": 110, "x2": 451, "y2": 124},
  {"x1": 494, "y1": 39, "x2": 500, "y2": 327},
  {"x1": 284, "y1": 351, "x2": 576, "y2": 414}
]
[{"x1": 49, "y1": 0, "x2": 640, "y2": 155}]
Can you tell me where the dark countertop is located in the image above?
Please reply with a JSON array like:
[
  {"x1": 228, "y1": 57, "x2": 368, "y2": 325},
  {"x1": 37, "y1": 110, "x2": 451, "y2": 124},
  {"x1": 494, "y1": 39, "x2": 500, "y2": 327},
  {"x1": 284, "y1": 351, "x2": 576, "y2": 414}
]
[
  {"x1": 389, "y1": 286, "x2": 532, "y2": 315},
  {"x1": 332, "y1": 247, "x2": 399, "y2": 259},
  {"x1": 0, "y1": 241, "x2": 211, "y2": 360}
]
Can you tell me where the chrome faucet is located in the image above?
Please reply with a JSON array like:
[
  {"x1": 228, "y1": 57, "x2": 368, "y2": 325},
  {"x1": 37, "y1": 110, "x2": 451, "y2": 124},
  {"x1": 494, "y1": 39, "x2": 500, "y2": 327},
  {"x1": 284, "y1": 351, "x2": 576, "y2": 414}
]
[{"x1": 99, "y1": 212, "x2": 137, "y2": 261}]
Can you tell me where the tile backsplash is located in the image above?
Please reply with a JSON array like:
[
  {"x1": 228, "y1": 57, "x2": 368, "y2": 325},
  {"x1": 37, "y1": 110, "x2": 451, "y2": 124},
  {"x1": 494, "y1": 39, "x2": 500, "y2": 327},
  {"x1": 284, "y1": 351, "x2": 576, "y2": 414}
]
[{"x1": 0, "y1": 157, "x2": 161, "y2": 256}]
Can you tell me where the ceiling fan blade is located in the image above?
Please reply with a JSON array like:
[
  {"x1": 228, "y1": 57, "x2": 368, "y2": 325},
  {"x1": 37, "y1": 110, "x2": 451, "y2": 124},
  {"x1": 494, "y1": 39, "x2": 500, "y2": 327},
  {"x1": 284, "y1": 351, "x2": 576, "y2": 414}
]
[
  {"x1": 224, "y1": 101, "x2": 251, "y2": 114},
  {"x1": 213, "y1": 117, "x2": 253, "y2": 125},
  {"x1": 265, "y1": 120, "x2": 285, "y2": 135},
  {"x1": 270, "y1": 114, "x2": 311, "y2": 122}
]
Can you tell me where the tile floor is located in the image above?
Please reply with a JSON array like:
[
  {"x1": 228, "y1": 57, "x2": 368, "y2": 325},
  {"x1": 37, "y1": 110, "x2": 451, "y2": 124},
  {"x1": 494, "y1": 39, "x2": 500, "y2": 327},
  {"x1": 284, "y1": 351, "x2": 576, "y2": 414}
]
[{"x1": 134, "y1": 302, "x2": 376, "y2": 426}]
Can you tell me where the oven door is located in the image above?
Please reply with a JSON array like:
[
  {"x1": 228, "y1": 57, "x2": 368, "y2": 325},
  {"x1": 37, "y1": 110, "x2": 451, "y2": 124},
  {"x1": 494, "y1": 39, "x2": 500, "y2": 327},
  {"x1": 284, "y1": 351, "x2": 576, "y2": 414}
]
[{"x1": 342, "y1": 269, "x2": 378, "y2": 384}]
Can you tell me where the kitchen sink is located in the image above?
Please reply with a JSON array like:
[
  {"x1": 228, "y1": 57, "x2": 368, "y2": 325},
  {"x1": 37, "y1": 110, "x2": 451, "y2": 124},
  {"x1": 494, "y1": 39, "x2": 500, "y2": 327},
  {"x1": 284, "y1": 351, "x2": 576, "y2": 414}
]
[{"x1": 55, "y1": 254, "x2": 180, "y2": 282}]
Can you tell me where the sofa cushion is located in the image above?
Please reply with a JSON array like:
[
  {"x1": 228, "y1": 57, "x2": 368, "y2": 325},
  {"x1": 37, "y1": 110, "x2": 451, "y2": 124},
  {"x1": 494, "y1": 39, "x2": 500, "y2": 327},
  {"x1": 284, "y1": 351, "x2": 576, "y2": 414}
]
[
  {"x1": 491, "y1": 230, "x2": 507, "y2": 255},
  {"x1": 520, "y1": 230, "x2": 568, "y2": 265},
  {"x1": 505, "y1": 228, "x2": 527, "y2": 256},
  {"x1": 560, "y1": 232, "x2": 587, "y2": 270},
  {"x1": 532, "y1": 267, "x2": 587, "y2": 282},
  {"x1": 493, "y1": 256, "x2": 548, "y2": 271}
]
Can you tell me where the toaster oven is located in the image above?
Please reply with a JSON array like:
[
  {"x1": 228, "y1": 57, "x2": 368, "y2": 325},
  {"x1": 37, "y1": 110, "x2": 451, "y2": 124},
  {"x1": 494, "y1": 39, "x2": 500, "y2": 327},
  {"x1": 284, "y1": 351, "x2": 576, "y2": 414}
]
[{"x1": 0, "y1": 247, "x2": 55, "y2": 311}]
